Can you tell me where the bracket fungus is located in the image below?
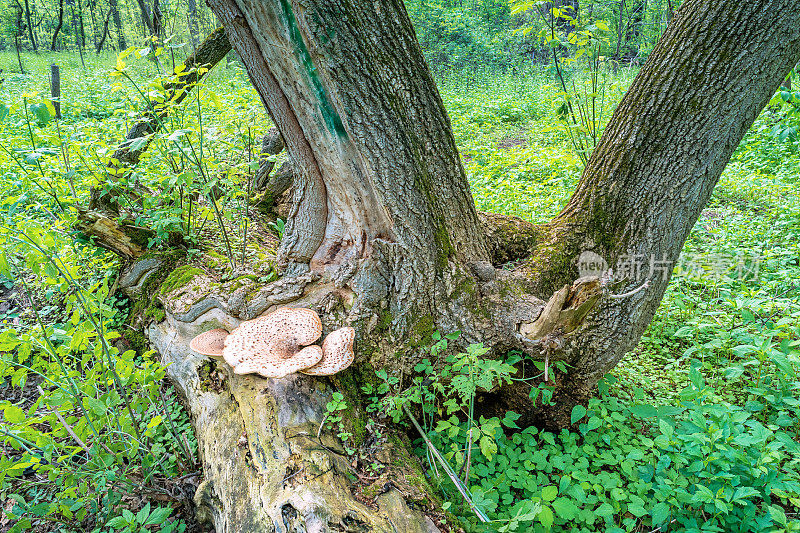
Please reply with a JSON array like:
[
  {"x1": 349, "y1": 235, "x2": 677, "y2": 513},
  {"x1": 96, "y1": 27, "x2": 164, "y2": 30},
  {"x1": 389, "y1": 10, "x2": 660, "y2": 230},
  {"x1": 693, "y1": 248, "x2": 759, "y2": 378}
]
[
  {"x1": 188, "y1": 308, "x2": 356, "y2": 378},
  {"x1": 301, "y1": 327, "x2": 356, "y2": 376},
  {"x1": 222, "y1": 307, "x2": 323, "y2": 378},
  {"x1": 189, "y1": 328, "x2": 229, "y2": 357}
]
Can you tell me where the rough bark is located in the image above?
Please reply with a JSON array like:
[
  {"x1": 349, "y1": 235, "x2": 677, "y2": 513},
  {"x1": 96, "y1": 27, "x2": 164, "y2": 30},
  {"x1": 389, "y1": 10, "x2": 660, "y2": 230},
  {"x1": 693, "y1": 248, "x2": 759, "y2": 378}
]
[
  {"x1": 127, "y1": 0, "x2": 800, "y2": 529},
  {"x1": 523, "y1": 0, "x2": 800, "y2": 426},
  {"x1": 207, "y1": 0, "x2": 518, "y2": 344}
]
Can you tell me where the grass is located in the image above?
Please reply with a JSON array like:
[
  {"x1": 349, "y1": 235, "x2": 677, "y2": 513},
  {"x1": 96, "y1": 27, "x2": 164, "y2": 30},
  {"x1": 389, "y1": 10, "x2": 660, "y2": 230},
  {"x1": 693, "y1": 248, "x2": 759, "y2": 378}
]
[{"x1": 0, "y1": 47, "x2": 799, "y2": 532}]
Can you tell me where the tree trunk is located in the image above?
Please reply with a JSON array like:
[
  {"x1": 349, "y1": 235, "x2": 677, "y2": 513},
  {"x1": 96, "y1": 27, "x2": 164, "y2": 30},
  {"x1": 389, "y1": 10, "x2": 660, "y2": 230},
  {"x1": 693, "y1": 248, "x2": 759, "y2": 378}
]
[
  {"x1": 109, "y1": 0, "x2": 126, "y2": 50},
  {"x1": 80, "y1": 27, "x2": 231, "y2": 236},
  {"x1": 520, "y1": 0, "x2": 800, "y2": 427},
  {"x1": 77, "y1": 0, "x2": 87, "y2": 49},
  {"x1": 23, "y1": 0, "x2": 36, "y2": 51},
  {"x1": 186, "y1": 0, "x2": 200, "y2": 47},
  {"x1": 95, "y1": 8, "x2": 112, "y2": 53},
  {"x1": 151, "y1": 0, "x2": 161, "y2": 37},
  {"x1": 128, "y1": 0, "x2": 800, "y2": 529},
  {"x1": 135, "y1": 0, "x2": 154, "y2": 36},
  {"x1": 50, "y1": 0, "x2": 64, "y2": 51}
]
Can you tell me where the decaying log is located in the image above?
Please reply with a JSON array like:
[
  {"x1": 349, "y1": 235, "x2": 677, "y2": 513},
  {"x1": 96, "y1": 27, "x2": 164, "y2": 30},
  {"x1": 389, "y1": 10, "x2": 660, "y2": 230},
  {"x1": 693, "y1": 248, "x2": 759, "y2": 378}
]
[
  {"x1": 79, "y1": 28, "x2": 232, "y2": 254},
  {"x1": 136, "y1": 262, "x2": 444, "y2": 533},
  {"x1": 74, "y1": 206, "x2": 152, "y2": 259}
]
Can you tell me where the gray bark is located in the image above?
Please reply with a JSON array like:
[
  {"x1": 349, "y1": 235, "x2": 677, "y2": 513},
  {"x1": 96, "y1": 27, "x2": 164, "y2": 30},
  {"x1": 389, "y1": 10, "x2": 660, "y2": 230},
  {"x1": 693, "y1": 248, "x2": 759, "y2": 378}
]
[
  {"x1": 524, "y1": 0, "x2": 800, "y2": 427},
  {"x1": 135, "y1": 0, "x2": 800, "y2": 529}
]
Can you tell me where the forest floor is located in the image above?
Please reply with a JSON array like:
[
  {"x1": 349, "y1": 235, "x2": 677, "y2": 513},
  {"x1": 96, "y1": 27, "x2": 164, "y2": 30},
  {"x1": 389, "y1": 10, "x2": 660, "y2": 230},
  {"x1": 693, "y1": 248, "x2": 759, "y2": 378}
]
[{"x1": 0, "y1": 50, "x2": 799, "y2": 532}]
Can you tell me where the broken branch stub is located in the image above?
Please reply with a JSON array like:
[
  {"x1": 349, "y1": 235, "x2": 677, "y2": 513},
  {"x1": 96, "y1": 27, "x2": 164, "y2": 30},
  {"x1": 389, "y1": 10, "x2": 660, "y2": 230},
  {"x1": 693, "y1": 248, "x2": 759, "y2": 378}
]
[{"x1": 520, "y1": 276, "x2": 602, "y2": 341}]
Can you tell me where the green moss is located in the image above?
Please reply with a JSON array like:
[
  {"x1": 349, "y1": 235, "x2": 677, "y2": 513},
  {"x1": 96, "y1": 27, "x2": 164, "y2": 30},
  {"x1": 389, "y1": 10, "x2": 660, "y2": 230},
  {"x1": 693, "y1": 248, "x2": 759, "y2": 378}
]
[
  {"x1": 205, "y1": 249, "x2": 227, "y2": 270},
  {"x1": 160, "y1": 265, "x2": 204, "y2": 295},
  {"x1": 128, "y1": 250, "x2": 186, "y2": 325},
  {"x1": 411, "y1": 315, "x2": 436, "y2": 347},
  {"x1": 122, "y1": 330, "x2": 148, "y2": 353},
  {"x1": 378, "y1": 308, "x2": 393, "y2": 333},
  {"x1": 198, "y1": 360, "x2": 215, "y2": 393},
  {"x1": 145, "y1": 306, "x2": 166, "y2": 322},
  {"x1": 386, "y1": 433, "x2": 439, "y2": 504},
  {"x1": 332, "y1": 366, "x2": 374, "y2": 449}
]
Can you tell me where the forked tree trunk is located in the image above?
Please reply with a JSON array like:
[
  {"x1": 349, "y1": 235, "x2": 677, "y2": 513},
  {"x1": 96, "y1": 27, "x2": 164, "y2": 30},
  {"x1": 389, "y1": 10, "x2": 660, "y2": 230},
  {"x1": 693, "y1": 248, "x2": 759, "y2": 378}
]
[{"x1": 134, "y1": 0, "x2": 800, "y2": 529}]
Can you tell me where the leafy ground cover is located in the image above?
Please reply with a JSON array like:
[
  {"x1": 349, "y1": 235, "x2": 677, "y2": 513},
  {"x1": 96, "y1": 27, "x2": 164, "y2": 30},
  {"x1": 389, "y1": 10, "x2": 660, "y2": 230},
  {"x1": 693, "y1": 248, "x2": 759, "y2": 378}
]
[{"x1": 0, "y1": 48, "x2": 799, "y2": 532}]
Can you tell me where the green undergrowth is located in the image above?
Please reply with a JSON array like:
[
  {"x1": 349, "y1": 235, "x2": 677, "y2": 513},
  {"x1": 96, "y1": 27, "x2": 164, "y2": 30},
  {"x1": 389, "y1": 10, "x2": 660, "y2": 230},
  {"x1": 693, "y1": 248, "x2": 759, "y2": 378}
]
[{"x1": 0, "y1": 40, "x2": 799, "y2": 533}]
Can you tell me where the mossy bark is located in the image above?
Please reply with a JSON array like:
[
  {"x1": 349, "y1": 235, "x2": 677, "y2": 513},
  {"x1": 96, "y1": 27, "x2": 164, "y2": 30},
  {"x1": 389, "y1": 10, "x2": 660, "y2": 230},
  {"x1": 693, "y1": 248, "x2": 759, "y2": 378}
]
[{"x1": 123, "y1": 0, "x2": 800, "y2": 528}]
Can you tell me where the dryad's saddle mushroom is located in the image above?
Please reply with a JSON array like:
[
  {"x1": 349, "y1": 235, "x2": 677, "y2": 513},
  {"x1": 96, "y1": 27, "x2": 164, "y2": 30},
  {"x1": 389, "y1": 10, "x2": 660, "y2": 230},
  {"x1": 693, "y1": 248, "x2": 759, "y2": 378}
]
[
  {"x1": 301, "y1": 327, "x2": 356, "y2": 376},
  {"x1": 189, "y1": 328, "x2": 228, "y2": 357},
  {"x1": 188, "y1": 307, "x2": 356, "y2": 378}
]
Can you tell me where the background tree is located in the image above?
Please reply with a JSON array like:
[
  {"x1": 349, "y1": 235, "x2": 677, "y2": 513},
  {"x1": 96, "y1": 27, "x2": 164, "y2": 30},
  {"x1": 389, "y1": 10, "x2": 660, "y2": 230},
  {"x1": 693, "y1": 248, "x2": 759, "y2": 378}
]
[{"x1": 109, "y1": 0, "x2": 125, "y2": 50}]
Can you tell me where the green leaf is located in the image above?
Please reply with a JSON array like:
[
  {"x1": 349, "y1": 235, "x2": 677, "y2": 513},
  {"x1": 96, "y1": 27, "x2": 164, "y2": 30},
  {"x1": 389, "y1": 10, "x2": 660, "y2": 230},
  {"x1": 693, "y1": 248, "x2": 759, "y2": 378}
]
[
  {"x1": 479, "y1": 434, "x2": 497, "y2": 460},
  {"x1": 541, "y1": 486, "x2": 558, "y2": 502},
  {"x1": 769, "y1": 505, "x2": 787, "y2": 526},
  {"x1": 4, "y1": 404, "x2": 25, "y2": 423},
  {"x1": 106, "y1": 516, "x2": 129, "y2": 528},
  {"x1": 144, "y1": 506, "x2": 172, "y2": 525},
  {"x1": 651, "y1": 502, "x2": 670, "y2": 525},
  {"x1": 595, "y1": 502, "x2": 613, "y2": 517},
  {"x1": 537, "y1": 505, "x2": 554, "y2": 529},
  {"x1": 29, "y1": 103, "x2": 51, "y2": 124},
  {"x1": 570, "y1": 404, "x2": 586, "y2": 424},
  {"x1": 551, "y1": 497, "x2": 579, "y2": 519},
  {"x1": 86, "y1": 397, "x2": 107, "y2": 416}
]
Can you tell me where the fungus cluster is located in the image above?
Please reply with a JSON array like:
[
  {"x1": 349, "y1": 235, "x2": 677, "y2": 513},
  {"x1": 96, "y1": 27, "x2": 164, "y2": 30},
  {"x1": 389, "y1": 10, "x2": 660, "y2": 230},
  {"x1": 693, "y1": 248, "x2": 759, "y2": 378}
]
[{"x1": 189, "y1": 307, "x2": 355, "y2": 378}]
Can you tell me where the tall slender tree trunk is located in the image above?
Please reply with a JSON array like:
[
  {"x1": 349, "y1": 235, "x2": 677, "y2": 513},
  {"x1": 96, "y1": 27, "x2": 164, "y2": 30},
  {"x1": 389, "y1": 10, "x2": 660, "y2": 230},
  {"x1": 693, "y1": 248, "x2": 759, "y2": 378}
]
[
  {"x1": 70, "y1": 1, "x2": 87, "y2": 69},
  {"x1": 135, "y1": 0, "x2": 154, "y2": 36},
  {"x1": 115, "y1": 0, "x2": 800, "y2": 529},
  {"x1": 186, "y1": 0, "x2": 199, "y2": 46},
  {"x1": 23, "y1": 0, "x2": 36, "y2": 51},
  {"x1": 86, "y1": 0, "x2": 99, "y2": 51},
  {"x1": 109, "y1": 0, "x2": 126, "y2": 50},
  {"x1": 77, "y1": 0, "x2": 86, "y2": 49},
  {"x1": 96, "y1": 8, "x2": 112, "y2": 52},
  {"x1": 51, "y1": 0, "x2": 64, "y2": 51}
]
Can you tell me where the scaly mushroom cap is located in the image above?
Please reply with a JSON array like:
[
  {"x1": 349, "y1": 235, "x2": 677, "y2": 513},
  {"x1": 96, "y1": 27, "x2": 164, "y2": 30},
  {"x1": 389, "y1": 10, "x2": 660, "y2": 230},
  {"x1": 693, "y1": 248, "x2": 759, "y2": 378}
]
[
  {"x1": 189, "y1": 328, "x2": 229, "y2": 357},
  {"x1": 301, "y1": 327, "x2": 356, "y2": 376},
  {"x1": 233, "y1": 344, "x2": 323, "y2": 378},
  {"x1": 222, "y1": 307, "x2": 324, "y2": 378}
]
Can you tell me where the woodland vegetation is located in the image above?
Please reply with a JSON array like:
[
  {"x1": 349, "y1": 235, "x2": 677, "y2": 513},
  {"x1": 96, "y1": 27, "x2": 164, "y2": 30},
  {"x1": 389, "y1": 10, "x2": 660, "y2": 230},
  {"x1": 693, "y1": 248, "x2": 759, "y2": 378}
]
[{"x1": 1, "y1": 0, "x2": 800, "y2": 532}]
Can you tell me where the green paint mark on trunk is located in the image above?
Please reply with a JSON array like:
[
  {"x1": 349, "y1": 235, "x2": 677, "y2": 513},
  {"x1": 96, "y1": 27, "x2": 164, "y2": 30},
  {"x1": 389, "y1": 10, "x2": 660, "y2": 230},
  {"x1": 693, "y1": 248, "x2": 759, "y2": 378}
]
[{"x1": 279, "y1": 0, "x2": 346, "y2": 138}]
